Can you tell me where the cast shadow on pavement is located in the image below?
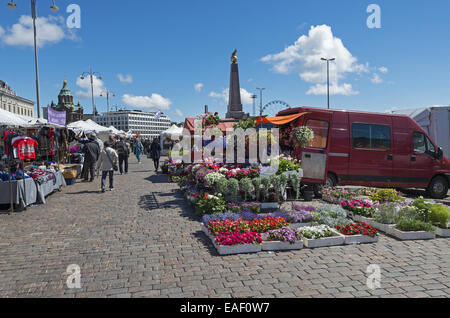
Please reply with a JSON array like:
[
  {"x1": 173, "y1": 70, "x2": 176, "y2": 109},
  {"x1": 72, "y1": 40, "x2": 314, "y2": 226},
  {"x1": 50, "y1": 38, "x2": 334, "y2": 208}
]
[
  {"x1": 145, "y1": 175, "x2": 169, "y2": 184},
  {"x1": 193, "y1": 231, "x2": 220, "y2": 257},
  {"x1": 138, "y1": 193, "x2": 160, "y2": 211}
]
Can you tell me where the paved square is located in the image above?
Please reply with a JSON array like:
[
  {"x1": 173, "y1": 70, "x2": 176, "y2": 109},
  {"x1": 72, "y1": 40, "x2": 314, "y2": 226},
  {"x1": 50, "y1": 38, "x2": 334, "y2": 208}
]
[{"x1": 0, "y1": 158, "x2": 449, "y2": 298}]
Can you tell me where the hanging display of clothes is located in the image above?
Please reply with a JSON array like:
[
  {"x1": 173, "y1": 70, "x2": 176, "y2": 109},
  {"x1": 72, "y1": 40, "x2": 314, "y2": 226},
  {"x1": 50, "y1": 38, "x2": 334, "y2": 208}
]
[{"x1": 11, "y1": 137, "x2": 39, "y2": 160}]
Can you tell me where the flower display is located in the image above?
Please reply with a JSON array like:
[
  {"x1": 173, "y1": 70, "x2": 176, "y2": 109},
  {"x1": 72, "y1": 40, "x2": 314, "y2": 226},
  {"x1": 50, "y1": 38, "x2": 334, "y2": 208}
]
[
  {"x1": 316, "y1": 205, "x2": 352, "y2": 228},
  {"x1": 264, "y1": 227, "x2": 303, "y2": 244},
  {"x1": 293, "y1": 126, "x2": 314, "y2": 147},
  {"x1": 335, "y1": 222, "x2": 378, "y2": 238},
  {"x1": 341, "y1": 199, "x2": 375, "y2": 217},
  {"x1": 249, "y1": 216, "x2": 289, "y2": 233},
  {"x1": 215, "y1": 231, "x2": 262, "y2": 246},
  {"x1": 206, "y1": 219, "x2": 250, "y2": 236},
  {"x1": 298, "y1": 225, "x2": 335, "y2": 239},
  {"x1": 201, "y1": 212, "x2": 242, "y2": 225}
]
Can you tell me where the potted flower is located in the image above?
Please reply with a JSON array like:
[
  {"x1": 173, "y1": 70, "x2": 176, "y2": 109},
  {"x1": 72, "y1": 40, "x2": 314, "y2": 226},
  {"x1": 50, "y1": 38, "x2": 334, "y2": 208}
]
[
  {"x1": 262, "y1": 227, "x2": 304, "y2": 251},
  {"x1": 336, "y1": 222, "x2": 379, "y2": 245},
  {"x1": 287, "y1": 204, "x2": 316, "y2": 228},
  {"x1": 298, "y1": 225, "x2": 345, "y2": 248},
  {"x1": 214, "y1": 230, "x2": 262, "y2": 255},
  {"x1": 293, "y1": 126, "x2": 314, "y2": 147}
]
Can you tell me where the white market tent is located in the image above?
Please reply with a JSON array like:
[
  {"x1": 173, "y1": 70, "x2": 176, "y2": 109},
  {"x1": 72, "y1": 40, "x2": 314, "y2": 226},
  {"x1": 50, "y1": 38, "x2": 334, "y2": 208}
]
[
  {"x1": 0, "y1": 108, "x2": 31, "y2": 127},
  {"x1": 160, "y1": 125, "x2": 184, "y2": 155}
]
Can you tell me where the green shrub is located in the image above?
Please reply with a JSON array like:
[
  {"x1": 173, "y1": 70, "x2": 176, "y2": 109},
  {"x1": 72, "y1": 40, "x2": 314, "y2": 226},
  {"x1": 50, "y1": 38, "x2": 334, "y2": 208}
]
[
  {"x1": 396, "y1": 219, "x2": 435, "y2": 232},
  {"x1": 430, "y1": 204, "x2": 450, "y2": 228},
  {"x1": 195, "y1": 196, "x2": 226, "y2": 216},
  {"x1": 370, "y1": 189, "x2": 405, "y2": 203}
]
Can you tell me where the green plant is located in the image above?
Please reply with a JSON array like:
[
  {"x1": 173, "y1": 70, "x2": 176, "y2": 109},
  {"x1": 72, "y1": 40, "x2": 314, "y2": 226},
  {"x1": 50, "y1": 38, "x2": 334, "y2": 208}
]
[
  {"x1": 277, "y1": 158, "x2": 300, "y2": 174},
  {"x1": 271, "y1": 175, "x2": 282, "y2": 197},
  {"x1": 233, "y1": 118, "x2": 257, "y2": 130},
  {"x1": 372, "y1": 203, "x2": 402, "y2": 224},
  {"x1": 395, "y1": 219, "x2": 435, "y2": 232},
  {"x1": 430, "y1": 204, "x2": 450, "y2": 228},
  {"x1": 239, "y1": 178, "x2": 255, "y2": 201},
  {"x1": 279, "y1": 174, "x2": 289, "y2": 198},
  {"x1": 261, "y1": 176, "x2": 271, "y2": 201},
  {"x1": 289, "y1": 174, "x2": 301, "y2": 199},
  {"x1": 226, "y1": 178, "x2": 240, "y2": 198},
  {"x1": 195, "y1": 195, "x2": 227, "y2": 216},
  {"x1": 216, "y1": 177, "x2": 228, "y2": 196},
  {"x1": 370, "y1": 189, "x2": 405, "y2": 203},
  {"x1": 252, "y1": 178, "x2": 261, "y2": 201},
  {"x1": 293, "y1": 126, "x2": 314, "y2": 147}
]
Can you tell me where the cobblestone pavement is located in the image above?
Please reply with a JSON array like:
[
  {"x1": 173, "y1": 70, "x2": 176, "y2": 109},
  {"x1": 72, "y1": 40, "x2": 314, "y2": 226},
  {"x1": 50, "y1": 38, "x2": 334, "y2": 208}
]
[{"x1": 0, "y1": 158, "x2": 449, "y2": 298}]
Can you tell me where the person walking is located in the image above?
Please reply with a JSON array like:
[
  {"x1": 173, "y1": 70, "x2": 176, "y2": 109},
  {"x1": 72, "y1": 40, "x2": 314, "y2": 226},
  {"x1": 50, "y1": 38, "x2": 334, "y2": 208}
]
[
  {"x1": 82, "y1": 135, "x2": 101, "y2": 182},
  {"x1": 115, "y1": 137, "x2": 130, "y2": 175},
  {"x1": 150, "y1": 138, "x2": 162, "y2": 171},
  {"x1": 135, "y1": 138, "x2": 144, "y2": 164},
  {"x1": 96, "y1": 141, "x2": 119, "y2": 193}
]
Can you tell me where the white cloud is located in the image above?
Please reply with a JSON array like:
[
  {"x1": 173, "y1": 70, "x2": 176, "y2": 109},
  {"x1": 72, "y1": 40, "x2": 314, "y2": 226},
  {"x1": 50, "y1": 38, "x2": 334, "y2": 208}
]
[
  {"x1": 194, "y1": 83, "x2": 204, "y2": 92},
  {"x1": 117, "y1": 74, "x2": 133, "y2": 84},
  {"x1": 261, "y1": 25, "x2": 369, "y2": 95},
  {"x1": 76, "y1": 75, "x2": 106, "y2": 99},
  {"x1": 122, "y1": 94, "x2": 172, "y2": 111},
  {"x1": 209, "y1": 88, "x2": 254, "y2": 105},
  {"x1": 371, "y1": 73, "x2": 383, "y2": 84},
  {"x1": 1, "y1": 15, "x2": 72, "y2": 48},
  {"x1": 175, "y1": 109, "x2": 184, "y2": 117},
  {"x1": 378, "y1": 66, "x2": 388, "y2": 74},
  {"x1": 0, "y1": 26, "x2": 5, "y2": 38},
  {"x1": 306, "y1": 83, "x2": 359, "y2": 96}
]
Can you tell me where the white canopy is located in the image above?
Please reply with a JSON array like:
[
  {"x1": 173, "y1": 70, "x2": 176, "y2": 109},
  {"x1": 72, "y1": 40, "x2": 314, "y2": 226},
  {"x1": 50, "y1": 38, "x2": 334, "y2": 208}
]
[
  {"x1": 68, "y1": 119, "x2": 111, "y2": 134},
  {"x1": 0, "y1": 108, "x2": 31, "y2": 127},
  {"x1": 161, "y1": 125, "x2": 183, "y2": 138}
]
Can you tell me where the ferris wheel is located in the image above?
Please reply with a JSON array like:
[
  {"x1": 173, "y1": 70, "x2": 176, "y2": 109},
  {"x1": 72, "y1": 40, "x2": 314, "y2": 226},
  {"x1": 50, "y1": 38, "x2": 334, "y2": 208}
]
[{"x1": 261, "y1": 100, "x2": 291, "y2": 117}]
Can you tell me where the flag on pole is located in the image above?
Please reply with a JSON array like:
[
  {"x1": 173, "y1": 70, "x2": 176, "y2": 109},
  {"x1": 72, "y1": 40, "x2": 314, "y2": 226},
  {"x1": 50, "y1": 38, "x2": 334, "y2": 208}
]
[{"x1": 155, "y1": 111, "x2": 162, "y2": 120}]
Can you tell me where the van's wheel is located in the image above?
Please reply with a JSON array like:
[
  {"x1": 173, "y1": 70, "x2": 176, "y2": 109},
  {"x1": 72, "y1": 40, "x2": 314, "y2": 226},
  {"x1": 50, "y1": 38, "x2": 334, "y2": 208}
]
[
  {"x1": 313, "y1": 184, "x2": 323, "y2": 198},
  {"x1": 326, "y1": 174, "x2": 338, "y2": 188},
  {"x1": 427, "y1": 176, "x2": 449, "y2": 199}
]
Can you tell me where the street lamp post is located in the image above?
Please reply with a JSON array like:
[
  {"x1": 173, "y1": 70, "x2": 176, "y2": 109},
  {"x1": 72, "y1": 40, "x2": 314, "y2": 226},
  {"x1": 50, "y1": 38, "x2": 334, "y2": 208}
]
[
  {"x1": 321, "y1": 58, "x2": 335, "y2": 109},
  {"x1": 8, "y1": 0, "x2": 60, "y2": 119},
  {"x1": 100, "y1": 89, "x2": 115, "y2": 126},
  {"x1": 256, "y1": 88, "x2": 266, "y2": 128},
  {"x1": 80, "y1": 67, "x2": 102, "y2": 117},
  {"x1": 251, "y1": 94, "x2": 257, "y2": 117}
]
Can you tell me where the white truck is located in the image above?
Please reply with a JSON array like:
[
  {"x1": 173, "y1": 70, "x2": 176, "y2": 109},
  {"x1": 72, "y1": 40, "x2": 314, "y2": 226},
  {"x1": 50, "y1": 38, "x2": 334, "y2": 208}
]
[{"x1": 392, "y1": 106, "x2": 450, "y2": 158}]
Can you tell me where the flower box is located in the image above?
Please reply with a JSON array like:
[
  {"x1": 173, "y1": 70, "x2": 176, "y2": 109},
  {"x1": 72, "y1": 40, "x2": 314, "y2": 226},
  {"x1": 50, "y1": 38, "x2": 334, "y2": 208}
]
[
  {"x1": 302, "y1": 230, "x2": 345, "y2": 249},
  {"x1": 289, "y1": 222, "x2": 312, "y2": 229},
  {"x1": 212, "y1": 240, "x2": 261, "y2": 255},
  {"x1": 261, "y1": 202, "x2": 279, "y2": 210},
  {"x1": 434, "y1": 227, "x2": 450, "y2": 237},
  {"x1": 352, "y1": 215, "x2": 373, "y2": 224},
  {"x1": 389, "y1": 228, "x2": 436, "y2": 241},
  {"x1": 201, "y1": 224, "x2": 216, "y2": 242},
  {"x1": 262, "y1": 240, "x2": 303, "y2": 251},
  {"x1": 343, "y1": 234, "x2": 378, "y2": 245},
  {"x1": 369, "y1": 220, "x2": 396, "y2": 234}
]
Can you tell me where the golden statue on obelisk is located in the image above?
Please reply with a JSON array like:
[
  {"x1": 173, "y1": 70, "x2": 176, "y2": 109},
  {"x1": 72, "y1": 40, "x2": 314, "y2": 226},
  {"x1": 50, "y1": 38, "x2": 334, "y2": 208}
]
[{"x1": 231, "y1": 49, "x2": 238, "y2": 63}]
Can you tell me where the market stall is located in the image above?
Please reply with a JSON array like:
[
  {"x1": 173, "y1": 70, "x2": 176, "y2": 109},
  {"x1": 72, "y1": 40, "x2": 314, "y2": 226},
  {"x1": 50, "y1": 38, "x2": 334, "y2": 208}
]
[{"x1": 160, "y1": 125, "x2": 183, "y2": 155}]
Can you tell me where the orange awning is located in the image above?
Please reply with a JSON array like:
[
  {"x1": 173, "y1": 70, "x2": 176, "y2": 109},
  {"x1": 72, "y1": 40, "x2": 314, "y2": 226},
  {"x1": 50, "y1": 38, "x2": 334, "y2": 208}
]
[{"x1": 256, "y1": 112, "x2": 309, "y2": 125}]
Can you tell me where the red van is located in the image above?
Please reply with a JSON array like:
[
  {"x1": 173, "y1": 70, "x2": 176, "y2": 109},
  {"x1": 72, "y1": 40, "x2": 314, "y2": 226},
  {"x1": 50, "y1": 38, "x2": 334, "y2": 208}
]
[{"x1": 277, "y1": 107, "x2": 450, "y2": 199}]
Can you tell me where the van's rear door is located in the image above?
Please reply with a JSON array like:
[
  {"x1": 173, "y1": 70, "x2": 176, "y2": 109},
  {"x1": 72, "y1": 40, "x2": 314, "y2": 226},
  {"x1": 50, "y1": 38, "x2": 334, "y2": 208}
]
[
  {"x1": 299, "y1": 113, "x2": 332, "y2": 184},
  {"x1": 346, "y1": 114, "x2": 394, "y2": 186}
]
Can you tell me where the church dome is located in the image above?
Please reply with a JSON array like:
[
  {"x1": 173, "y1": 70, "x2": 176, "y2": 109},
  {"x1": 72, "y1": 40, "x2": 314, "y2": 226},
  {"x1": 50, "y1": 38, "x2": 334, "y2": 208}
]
[{"x1": 59, "y1": 79, "x2": 73, "y2": 97}]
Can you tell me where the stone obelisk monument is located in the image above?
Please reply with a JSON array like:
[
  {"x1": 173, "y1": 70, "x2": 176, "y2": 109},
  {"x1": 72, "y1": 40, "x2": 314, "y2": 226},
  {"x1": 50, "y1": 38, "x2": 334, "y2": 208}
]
[{"x1": 226, "y1": 50, "x2": 247, "y2": 120}]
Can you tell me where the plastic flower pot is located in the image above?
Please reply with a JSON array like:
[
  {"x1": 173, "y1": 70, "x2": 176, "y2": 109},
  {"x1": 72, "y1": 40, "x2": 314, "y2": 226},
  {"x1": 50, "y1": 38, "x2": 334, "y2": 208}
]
[{"x1": 212, "y1": 241, "x2": 261, "y2": 255}]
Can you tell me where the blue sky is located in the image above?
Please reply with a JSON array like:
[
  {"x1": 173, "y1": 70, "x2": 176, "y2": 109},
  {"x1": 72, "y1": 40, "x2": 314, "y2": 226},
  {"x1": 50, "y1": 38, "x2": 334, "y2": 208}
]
[{"x1": 1, "y1": 0, "x2": 450, "y2": 121}]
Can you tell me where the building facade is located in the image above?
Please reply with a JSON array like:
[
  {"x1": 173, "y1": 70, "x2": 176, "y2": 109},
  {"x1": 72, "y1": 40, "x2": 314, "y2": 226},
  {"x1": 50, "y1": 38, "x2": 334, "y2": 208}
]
[
  {"x1": 95, "y1": 110, "x2": 171, "y2": 139},
  {"x1": 44, "y1": 80, "x2": 84, "y2": 124},
  {"x1": 0, "y1": 80, "x2": 35, "y2": 118}
]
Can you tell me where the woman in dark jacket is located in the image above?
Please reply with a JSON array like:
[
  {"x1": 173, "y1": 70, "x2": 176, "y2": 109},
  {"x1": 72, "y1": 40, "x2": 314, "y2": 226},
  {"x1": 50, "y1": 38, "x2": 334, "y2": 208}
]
[{"x1": 150, "y1": 138, "x2": 162, "y2": 171}]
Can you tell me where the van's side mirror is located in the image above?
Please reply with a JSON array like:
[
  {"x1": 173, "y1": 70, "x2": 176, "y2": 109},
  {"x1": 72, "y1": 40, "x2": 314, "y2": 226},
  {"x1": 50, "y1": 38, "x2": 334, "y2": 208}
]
[{"x1": 437, "y1": 147, "x2": 444, "y2": 159}]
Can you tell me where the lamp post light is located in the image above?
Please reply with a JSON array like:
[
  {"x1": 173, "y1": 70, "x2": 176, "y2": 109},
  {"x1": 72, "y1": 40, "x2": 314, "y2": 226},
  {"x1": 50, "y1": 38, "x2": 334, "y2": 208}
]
[
  {"x1": 100, "y1": 89, "x2": 115, "y2": 126},
  {"x1": 251, "y1": 94, "x2": 257, "y2": 117},
  {"x1": 321, "y1": 58, "x2": 335, "y2": 109},
  {"x1": 80, "y1": 67, "x2": 102, "y2": 117},
  {"x1": 8, "y1": 0, "x2": 60, "y2": 119}
]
